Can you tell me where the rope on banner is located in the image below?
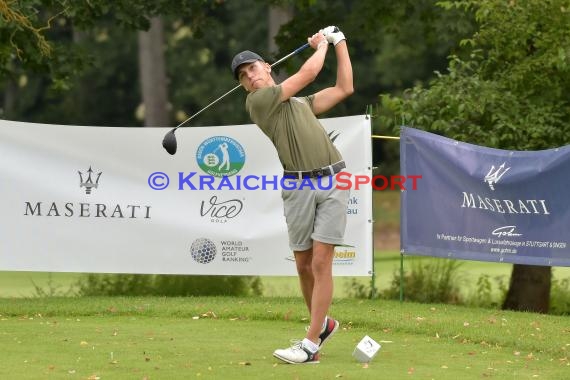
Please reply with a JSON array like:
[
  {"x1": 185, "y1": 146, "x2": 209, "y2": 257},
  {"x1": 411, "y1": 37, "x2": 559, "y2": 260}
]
[{"x1": 372, "y1": 135, "x2": 400, "y2": 140}]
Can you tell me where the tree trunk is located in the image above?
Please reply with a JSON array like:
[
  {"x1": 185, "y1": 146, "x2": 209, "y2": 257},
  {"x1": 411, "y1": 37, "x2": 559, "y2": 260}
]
[
  {"x1": 3, "y1": 78, "x2": 17, "y2": 119},
  {"x1": 138, "y1": 17, "x2": 169, "y2": 127},
  {"x1": 268, "y1": 5, "x2": 293, "y2": 82},
  {"x1": 502, "y1": 264, "x2": 551, "y2": 313}
]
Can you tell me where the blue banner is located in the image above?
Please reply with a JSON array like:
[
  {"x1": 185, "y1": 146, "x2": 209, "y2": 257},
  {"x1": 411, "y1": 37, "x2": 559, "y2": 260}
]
[{"x1": 400, "y1": 127, "x2": 570, "y2": 267}]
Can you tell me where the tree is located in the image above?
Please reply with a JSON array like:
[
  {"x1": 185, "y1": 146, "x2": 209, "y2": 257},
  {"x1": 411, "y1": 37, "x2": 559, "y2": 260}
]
[
  {"x1": 138, "y1": 16, "x2": 169, "y2": 127},
  {"x1": 0, "y1": 0, "x2": 221, "y2": 124},
  {"x1": 379, "y1": 0, "x2": 570, "y2": 313},
  {"x1": 268, "y1": 4, "x2": 293, "y2": 83},
  {"x1": 0, "y1": 0, "x2": 54, "y2": 71}
]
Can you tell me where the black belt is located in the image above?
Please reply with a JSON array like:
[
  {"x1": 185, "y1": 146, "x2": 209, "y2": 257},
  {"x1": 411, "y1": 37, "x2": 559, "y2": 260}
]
[{"x1": 283, "y1": 161, "x2": 346, "y2": 180}]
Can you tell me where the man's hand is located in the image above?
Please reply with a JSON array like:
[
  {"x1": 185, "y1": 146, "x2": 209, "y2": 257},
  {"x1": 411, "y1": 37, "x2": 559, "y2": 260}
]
[
  {"x1": 320, "y1": 26, "x2": 346, "y2": 46},
  {"x1": 308, "y1": 32, "x2": 328, "y2": 50}
]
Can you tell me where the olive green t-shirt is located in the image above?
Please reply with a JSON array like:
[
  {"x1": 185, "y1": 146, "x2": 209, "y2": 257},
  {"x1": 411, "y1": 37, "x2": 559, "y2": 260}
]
[{"x1": 246, "y1": 85, "x2": 343, "y2": 171}]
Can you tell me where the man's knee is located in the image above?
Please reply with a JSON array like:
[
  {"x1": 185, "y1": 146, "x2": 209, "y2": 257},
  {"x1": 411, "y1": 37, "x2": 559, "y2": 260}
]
[
  {"x1": 311, "y1": 258, "x2": 332, "y2": 277},
  {"x1": 310, "y1": 244, "x2": 334, "y2": 276},
  {"x1": 296, "y1": 260, "x2": 313, "y2": 277}
]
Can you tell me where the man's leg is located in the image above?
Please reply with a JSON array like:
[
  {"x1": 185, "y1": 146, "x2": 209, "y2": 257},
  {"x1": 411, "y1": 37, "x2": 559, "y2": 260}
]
[
  {"x1": 273, "y1": 247, "x2": 322, "y2": 365},
  {"x1": 304, "y1": 241, "x2": 335, "y2": 344},
  {"x1": 294, "y1": 249, "x2": 314, "y2": 313}
]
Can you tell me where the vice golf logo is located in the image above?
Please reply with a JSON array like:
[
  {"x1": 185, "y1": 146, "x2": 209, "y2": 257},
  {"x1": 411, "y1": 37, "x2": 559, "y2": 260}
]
[
  {"x1": 78, "y1": 166, "x2": 102, "y2": 194},
  {"x1": 196, "y1": 136, "x2": 245, "y2": 177},
  {"x1": 190, "y1": 238, "x2": 217, "y2": 264}
]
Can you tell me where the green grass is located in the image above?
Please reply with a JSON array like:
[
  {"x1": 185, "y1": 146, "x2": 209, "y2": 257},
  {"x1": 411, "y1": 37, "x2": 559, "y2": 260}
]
[{"x1": 0, "y1": 297, "x2": 568, "y2": 379}]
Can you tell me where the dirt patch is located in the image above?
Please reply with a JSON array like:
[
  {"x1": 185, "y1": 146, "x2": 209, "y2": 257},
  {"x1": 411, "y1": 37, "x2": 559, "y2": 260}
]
[{"x1": 374, "y1": 225, "x2": 400, "y2": 251}]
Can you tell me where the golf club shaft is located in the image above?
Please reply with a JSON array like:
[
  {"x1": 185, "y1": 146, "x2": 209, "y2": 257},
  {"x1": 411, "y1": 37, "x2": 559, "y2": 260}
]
[
  {"x1": 173, "y1": 42, "x2": 311, "y2": 131},
  {"x1": 173, "y1": 84, "x2": 242, "y2": 130},
  {"x1": 269, "y1": 43, "x2": 310, "y2": 68}
]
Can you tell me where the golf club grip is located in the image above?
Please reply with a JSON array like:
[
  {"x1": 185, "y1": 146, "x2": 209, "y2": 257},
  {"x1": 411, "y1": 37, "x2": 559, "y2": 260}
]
[{"x1": 294, "y1": 43, "x2": 311, "y2": 54}]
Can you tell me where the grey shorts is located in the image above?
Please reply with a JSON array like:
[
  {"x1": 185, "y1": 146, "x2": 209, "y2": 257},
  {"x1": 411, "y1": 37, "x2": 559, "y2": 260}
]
[{"x1": 281, "y1": 176, "x2": 349, "y2": 251}]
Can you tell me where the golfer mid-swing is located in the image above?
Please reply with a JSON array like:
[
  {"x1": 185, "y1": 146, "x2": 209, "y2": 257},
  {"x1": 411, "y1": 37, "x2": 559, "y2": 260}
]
[{"x1": 231, "y1": 26, "x2": 353, "y2": 364}]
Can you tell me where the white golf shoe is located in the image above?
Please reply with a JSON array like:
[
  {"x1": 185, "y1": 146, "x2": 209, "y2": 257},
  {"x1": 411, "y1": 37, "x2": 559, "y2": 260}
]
[{"x1": 273, "y1": 340, "x2": 320, "y2": 364}]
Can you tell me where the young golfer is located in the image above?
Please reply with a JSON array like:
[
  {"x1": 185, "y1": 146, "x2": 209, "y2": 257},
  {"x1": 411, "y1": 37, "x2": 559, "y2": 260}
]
[{"x1": 231, "y1": 26, "x2": 353, "y2": 364}]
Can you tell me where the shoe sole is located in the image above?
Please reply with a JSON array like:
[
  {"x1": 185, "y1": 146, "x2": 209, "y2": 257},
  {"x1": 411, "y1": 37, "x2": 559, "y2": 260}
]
[
  {"x1": 273, "y1": 352, "x2": 320, "y2": 364},
  {"x1": 319, "y1": 320, "x2": 339, "y2": 348}
]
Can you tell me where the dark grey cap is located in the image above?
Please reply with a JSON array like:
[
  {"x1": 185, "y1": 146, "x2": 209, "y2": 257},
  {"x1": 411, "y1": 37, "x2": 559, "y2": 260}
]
[{"x1": 231, "y1": 50, "x2": 264, "y2": 79}]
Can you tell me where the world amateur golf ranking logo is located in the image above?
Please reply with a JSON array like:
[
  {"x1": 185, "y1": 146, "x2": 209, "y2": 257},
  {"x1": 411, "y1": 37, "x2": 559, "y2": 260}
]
[
  {"x1": 190, "y1": 238, "x2": 217, "y2": 264},
  {"x1": 196, "y1": 136, "x2": 245, "y2": 177}
]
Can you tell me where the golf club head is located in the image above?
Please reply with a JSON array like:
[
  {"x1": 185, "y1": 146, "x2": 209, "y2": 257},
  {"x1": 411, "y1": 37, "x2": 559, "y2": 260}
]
[{"x1": 162, "y1": 129, "x2": 178, "y2": 155}]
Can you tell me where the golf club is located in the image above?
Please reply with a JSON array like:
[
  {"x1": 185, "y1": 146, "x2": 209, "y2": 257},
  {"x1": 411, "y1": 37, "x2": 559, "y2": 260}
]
[{"x1": 162, "y1": 42, "x2": 310, "y2": 155}]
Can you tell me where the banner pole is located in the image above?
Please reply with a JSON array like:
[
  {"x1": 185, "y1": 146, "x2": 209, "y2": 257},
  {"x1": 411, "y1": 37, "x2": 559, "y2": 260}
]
[
  {"x1": 366, "y1": 107, "x2": 377, "y2": 299},
  {"x1": 399, "y1": 252, "x2": 404, "y2": 303},
  {"x1": 370, "y1": 254, "x2": 376, "y2": 298}
]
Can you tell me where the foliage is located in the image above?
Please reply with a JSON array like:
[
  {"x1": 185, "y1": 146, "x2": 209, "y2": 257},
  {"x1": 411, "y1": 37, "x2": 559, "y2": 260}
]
[
  {"x1": 0, "y1": 1, "x2": 220, "y2": 94},
  {"x1": 346, "y1": 261, "x2": 570, "y2": 315},
  {"x1": 31, "y1": 273, "x2": 77, "y2": 297},
  {"x1": 464, "y1": 273, "x2": 508, "y2": 309},
  {"x1": 379, "y1": 0, "x2": 570, "y2": 150},
  {"x1": 549, "y1": 276, "x2": 570, "y2": 315},
  {"x1": 1, "y1": 0, "x2": 474, "y2": 141},
  {"x1": 18, "y1": 21, "x2": 141, "y2": 126},
  {"x1": 75, "y1": 274, "x2": 263, "y2": 297},
  {"x1": 0, "y1": 0, "x2": 53, "y2": 60},
  {"x1": 380, "y1": 258, "x2": 464, "y2": 304},
  {"x1": 344, "y1": 277, "x2": 375, "y2": 299},
  {"x1": 1, "y1": 0, "x2": 268, "y2": 126}
]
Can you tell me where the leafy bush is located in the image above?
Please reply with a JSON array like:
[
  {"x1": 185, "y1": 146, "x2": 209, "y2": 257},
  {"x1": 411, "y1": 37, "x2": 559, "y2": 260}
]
[
  {"x1": 380, "y1": 257, "x2": 464, "y2": 304},
  {"x1": 75, "y1": 274, "x2": 262, "y2": 297},
  {"x1": 464, "y1": 273, "x2": 508, "y2": 309},
  {"x1": 345, "y1": 278, "x2": 376, "y2": 299},
  {"x1": 549, "y1": 276, "x2": 570, "y2": 315},
  {"x1": 346, "y1": 260, "x2": 570, "y2": 316},
  {"x1": 31, "y1": 274, "x2": 77, "y2": 297}
]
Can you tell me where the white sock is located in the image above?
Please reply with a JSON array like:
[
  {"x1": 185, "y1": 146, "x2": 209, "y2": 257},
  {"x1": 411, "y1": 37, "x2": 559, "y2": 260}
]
[{"x1": 302, "y1": 338, "x2": 319, "y2": 353}]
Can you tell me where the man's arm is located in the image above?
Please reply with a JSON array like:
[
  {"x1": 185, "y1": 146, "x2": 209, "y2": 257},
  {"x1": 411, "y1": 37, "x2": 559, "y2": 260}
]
[
  {"x1": 279, "y1": 33, "x2": 329, "y2": 102},
  {"x1": 311, "y1": 39, "x2": 354, "y2": 115}
]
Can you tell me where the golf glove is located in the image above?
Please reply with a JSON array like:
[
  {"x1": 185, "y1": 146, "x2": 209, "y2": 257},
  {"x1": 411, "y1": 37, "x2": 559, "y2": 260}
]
[{"x1": 320, "y1": 26, "x2": 346, "y2": 46}]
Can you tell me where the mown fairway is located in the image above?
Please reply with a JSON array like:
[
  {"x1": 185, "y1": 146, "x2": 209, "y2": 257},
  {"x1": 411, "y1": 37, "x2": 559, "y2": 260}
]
[{"x1": 0, "y1": 297, "x2": 568, "y2": 379}]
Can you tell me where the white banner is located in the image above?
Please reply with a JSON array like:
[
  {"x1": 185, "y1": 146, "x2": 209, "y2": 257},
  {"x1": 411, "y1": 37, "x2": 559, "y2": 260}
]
[{"x1": 0, "y1": 116, "x2": 372, "y2": 276}]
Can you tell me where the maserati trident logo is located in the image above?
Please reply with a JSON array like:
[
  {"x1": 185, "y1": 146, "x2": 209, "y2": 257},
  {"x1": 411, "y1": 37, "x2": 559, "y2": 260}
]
[
  {"x1": 78, "y1": 166, "x2": 102, "y2": 194},
  {"x1": 484, "y1": 162, "x2": 510, "y2": 190}
]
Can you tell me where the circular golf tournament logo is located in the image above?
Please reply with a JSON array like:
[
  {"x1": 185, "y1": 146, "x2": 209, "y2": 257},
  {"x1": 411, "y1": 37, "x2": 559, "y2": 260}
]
[
  {"x1": 190, "y1": 238, "x2": 217, "y2": 264},
  {"x1": 196, "y1": 136, "x2": 245, "y2": 177}
]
